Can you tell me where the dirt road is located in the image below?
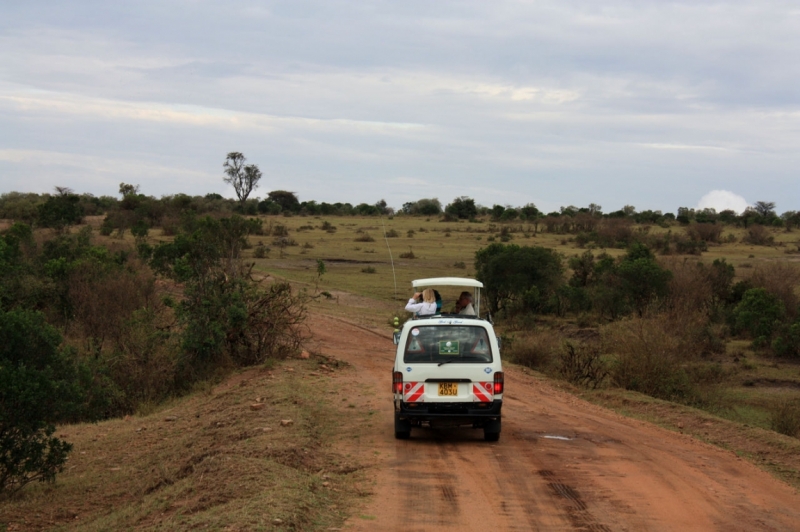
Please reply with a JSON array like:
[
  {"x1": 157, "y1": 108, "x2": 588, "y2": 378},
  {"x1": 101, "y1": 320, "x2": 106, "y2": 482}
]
[{"x1": 306, "y1": 313, "x2": 800, "y2": 531}]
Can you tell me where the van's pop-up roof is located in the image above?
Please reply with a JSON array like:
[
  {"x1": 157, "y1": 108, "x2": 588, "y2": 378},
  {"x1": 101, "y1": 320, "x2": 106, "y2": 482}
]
[{"x1": 411, "y1": 277, "x2": 482, "y2": 316}]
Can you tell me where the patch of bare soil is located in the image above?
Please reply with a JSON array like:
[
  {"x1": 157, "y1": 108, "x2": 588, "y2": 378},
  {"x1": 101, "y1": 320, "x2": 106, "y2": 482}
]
[{"x1": 306, "y1": 313, "x2": 800, "y2": 531}]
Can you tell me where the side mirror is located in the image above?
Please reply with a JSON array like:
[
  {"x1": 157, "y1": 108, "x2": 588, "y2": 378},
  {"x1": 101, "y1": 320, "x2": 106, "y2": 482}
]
[
  {"x1": 393, "y1": 331, "x2": 401, "y2": 345},
  {"x1": 496, "y1": 336, "x2": 502, "y2": 352}
]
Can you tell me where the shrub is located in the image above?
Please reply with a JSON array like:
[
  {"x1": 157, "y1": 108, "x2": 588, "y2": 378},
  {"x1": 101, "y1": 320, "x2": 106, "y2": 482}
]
[
  {"x1": 603, "y1": 317, "x2": 695, "y2": 401},
  {"x1": 685, "y1": 223, "x2": 723, "y2": 243},
  {"x1": 354, "y1": 233, "x2": 375, "y2": 242},
  {"x1": 474, "y1": 243, "x2": 564, "y2": 315},
  {"x1": 557, "y1": 342, "x2": 609, "y2": 389},
  {"x1": 361, "y1": 266, "x2": 377, "y2": 274},
  {"x1": 502, "y1": 329, "x2": 562, "y2": 370},
  {"x1": 747, "y1": 263, "x2": 800, "y2": 320},
  {"x1": 743, "y1": 225, "x2": 774, "y2": 245},
  {"x1": 772, "y1": 319, "x2": 800, "y2": 358},
  {"x1": 271, "y1": 223, "x2": 289, "y2": 237},
  {"x1": 385, "y1": 229, "x2": 399, "y2": 237},
  {"x1": 453, "y1": 261, "x2": 466, "y2": 269},
  {"x1": 399, "y1": 248, "x2": 416, "y2": 259},
  {"x1": 253, "y1": 244, "x2": 270, "y2": 258},
  {"x1": 596, "y1": 218, "x2": 634, "y2": 247},
  {"x1": 0, "y1": 309, "x2": 86, "y2": 495},
  {"x1": 732, "y1": 288, "x2": 784, "y2": 341},
  {"x1": 769, "y1": 400, "x2": 800, "y2": 437}
]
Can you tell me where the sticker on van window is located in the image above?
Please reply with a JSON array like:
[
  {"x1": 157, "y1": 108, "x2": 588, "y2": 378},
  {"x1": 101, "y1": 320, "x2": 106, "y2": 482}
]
[
  {"x1": 439, "y1": 341, "x2": 459, "y2": 355},
  {"x1": 411, "y1": 328, "x2": 420, "y2": 336}
]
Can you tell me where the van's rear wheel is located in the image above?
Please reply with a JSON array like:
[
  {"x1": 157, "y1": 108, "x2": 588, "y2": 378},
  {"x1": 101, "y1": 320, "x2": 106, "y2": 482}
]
[
  {"x1": 484, "y1": 419, "x2": 501, "y2": 442},
  {"x1": 395, "y1": 416, "x2": 411, "y2": 439}
]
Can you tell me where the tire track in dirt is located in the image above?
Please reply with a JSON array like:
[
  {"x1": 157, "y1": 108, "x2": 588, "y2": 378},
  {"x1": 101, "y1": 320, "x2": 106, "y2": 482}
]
[{"x1": 309, "y1": 313, "x2": 800, "y2": 531}]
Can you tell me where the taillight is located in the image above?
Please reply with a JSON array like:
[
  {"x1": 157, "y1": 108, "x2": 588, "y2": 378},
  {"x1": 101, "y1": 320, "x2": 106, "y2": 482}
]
[
  {"x1": 393, "y1": 371, "x2": 403, "y2": 394},
  {"x1": 493, "y1": 372, "x2": 504, "y2": 394}
]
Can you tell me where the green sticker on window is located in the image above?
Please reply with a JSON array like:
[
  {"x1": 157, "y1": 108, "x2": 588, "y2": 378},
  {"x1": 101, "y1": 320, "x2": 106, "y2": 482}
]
[{"x1": 439, "y1": 341, "x2": 459, "y2": 355}]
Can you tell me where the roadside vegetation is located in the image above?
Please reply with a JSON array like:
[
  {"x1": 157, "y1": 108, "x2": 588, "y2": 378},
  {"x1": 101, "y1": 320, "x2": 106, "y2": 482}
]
[{"x1": 2, "y1": 182, "x2": 800, "y2": 522}]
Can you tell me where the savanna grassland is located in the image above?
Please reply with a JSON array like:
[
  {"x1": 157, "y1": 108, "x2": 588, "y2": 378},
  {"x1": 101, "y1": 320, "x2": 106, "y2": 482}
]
[
  {"x1": 3, "y1": 204, "x2": 800, "y2": 530},
  {"x1": 243, "y1": 213, "x2": 800, "y2": 484}
]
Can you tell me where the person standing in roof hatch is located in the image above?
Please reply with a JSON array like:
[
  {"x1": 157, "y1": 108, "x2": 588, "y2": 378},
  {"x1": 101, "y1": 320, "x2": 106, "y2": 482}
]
[{"x1": 405, "y1": 288, "x2": 437, "y2": 317}]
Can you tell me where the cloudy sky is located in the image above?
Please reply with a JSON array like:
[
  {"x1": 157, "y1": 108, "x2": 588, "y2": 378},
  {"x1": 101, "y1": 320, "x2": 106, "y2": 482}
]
[{"x1": 1, "y1": 1, "x2": 798, "y2": 214}]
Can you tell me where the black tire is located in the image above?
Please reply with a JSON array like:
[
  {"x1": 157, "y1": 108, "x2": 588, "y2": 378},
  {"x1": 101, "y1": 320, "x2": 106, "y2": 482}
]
[
  {"x1": 484, "y1": 418, "x2": 501, "y2": 442},
  {"x1": 395, "y1": 416, "x2": 411, "y2": 440}
]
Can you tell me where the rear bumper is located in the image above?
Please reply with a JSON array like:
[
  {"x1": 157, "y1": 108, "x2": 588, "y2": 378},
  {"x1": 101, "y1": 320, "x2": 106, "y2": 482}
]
[{"x1": 395, "y1": 399, "x2": 502, "y2": 423}]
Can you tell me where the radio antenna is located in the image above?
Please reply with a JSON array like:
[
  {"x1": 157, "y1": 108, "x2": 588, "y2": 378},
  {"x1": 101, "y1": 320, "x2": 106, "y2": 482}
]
[{"x1": 381, "y1": 216, "x2": 398, "y2": 300}]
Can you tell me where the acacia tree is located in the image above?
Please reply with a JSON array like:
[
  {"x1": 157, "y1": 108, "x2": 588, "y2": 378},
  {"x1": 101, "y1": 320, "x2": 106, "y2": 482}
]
[{"x1": 223, "y1": 152, "x2": 262, "y2": 207}]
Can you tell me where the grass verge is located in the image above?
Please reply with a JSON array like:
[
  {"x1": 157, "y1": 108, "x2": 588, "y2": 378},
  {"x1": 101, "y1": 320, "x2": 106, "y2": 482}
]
[{"x1": 0, "y1": 356, "x2": 367, "y2": 531}]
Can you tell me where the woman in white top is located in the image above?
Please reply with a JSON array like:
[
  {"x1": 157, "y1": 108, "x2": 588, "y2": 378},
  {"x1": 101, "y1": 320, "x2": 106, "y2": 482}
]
[{"x1": 405, "y1": 288, "x2": 437, "y2": 317}]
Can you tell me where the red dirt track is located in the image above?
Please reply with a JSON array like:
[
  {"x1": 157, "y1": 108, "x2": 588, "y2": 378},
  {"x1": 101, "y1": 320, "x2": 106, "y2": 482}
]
[{"x1": 308, "y1": 314, "x2": 800, "y2": 531}]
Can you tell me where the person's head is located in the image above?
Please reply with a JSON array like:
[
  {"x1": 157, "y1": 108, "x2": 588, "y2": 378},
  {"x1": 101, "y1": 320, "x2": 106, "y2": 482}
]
[
  {"x1": 458, "y1": 291, "x2": 473, "y2": 305},
  {"x1": 422, "y1": 288, "x2": 436, "y2": 304}
]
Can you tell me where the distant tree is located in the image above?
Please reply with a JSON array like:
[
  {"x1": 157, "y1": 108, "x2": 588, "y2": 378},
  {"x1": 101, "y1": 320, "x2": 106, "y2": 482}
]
[
  {"x1": 118, "y1": 183, "x2": 140, "y2": 197},
  {"x1": 718, "y1": 209, "x2": 738, "y2": 224},
  {"x1": 782, "y1": 211, "x2": 800, "y2": 231},
  {"x1": 223, "y1": 152, "x2": 262, "y2": 207},
  {"x1": 676, "y1": 207, "x2": 694, "y2": 225},
  {"x1": 37, "y1": 188, "x2": 83, "y2": 231},
  {"x1": 519, "y1": 203, "x2": 540, "y2": 220},
  {"x1": 588, "y1": 203, "x2": 602, "y2": 216},
  {"x1": 475, "y1": 243, "x2": 564, "y2": 314},
  {"x1": 445, "y1": 196, "x2": 478, "y2": 220},
  {"x1": 500, "y1": 208, "x2": 519, "y2": 221},
  {"x1": 267, "y1": 190, "x2": 300, "y2": 213},
  {"x1": 403, "y1": 198, "x2": 442, "y2": 216},
  {"x1": 374, "y1": 199, "x2": 393, "y2": 215},
  {"x1": 490, "y1": 205, "x2": 505, "y2": 221},
  {"x1": 753, "y1": 201, "x2": 776, "y2": 218}
]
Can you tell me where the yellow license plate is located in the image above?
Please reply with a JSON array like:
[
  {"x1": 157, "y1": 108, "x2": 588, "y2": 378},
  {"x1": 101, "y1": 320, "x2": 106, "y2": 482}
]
[{"x1": 438, "y1": 383, "x2": 458, "y2": 396}]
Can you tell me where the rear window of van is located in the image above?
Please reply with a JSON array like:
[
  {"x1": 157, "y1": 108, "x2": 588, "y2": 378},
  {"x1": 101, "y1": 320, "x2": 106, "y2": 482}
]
[{"x1": 403, "y1": 325, "x2": 493, "y2": 364}]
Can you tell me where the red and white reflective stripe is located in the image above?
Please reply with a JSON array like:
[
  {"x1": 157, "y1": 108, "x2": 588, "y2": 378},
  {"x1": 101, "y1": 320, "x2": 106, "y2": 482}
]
[
  {"x1": 403, "y1": 382, "x2": 425, "y2": 402},
  {"x1": 472, "y1": 382, "x2": 493, "y2": 402}
]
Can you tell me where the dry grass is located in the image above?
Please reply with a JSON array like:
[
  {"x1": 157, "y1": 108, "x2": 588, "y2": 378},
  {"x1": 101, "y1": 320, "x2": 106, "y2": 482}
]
[{"x1": 0, "y1": 356, "x2": 368, "y2": 531}]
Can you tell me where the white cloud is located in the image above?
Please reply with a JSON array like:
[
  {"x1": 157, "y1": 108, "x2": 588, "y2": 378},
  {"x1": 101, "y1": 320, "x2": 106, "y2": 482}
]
[{"x1": 697, "y1": 190, "x2": 749, "y2": 214}]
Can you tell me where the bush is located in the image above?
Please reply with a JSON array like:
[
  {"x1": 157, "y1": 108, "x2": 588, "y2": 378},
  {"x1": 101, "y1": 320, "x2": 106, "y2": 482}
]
[
  {"x1": 502, "y1": 329, "x2": 562, "y2": 370},
  {"x1": 361, "y1": 266, "x2": 377, "y2": 274},
  {"x1": 685, "y1": 223, "x2": 723, "y2": 243},
  {"x1": 747, "y1": 263, "x2": 800, "y2": 320},
  {"x1": 732, "y1": 288, "x2": 784, "y2": 341},
  {"x1": 769, "y1": 400, "x2": 800, "y2": 437},
  {"x1": 603, "y1": 317, "x2": 695, "y2": 401},
  {"x1": 475, "y1": 243, "x2": 564, "y2": 315},
  {"x1": 0, "y1": 309, "x2": 85, "y2": 495},
  {"x1": 385, "y1": 229, "x2": 399, "y2": 237},
  {"x1": 557, "y1": 342, "x2": 608, "y2": 389},
  {"x1": 743, "y1": 225, "x2": 774, "y2": 245},
  {"x1": 772, "y1": 319, "x2": 800, "y2": 358},
  {"x1": 354, "y1": 233, "x2": 375, "y2": 242}
]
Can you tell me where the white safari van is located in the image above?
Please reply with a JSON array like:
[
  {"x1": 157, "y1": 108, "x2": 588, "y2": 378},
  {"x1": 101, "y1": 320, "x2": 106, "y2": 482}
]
[{"x1": 392, "y1": 278, "x2": 504, "y2": 441}]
